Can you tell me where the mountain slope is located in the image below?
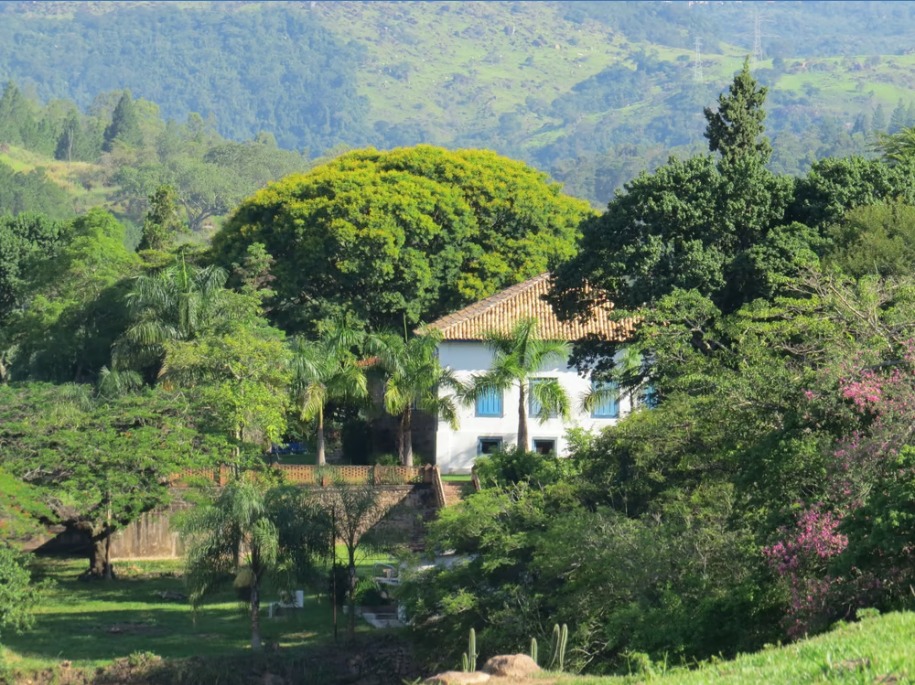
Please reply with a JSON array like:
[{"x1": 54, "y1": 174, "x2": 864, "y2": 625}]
[{"x1": 2, "y1": 2, "x2": 914, "y2": 204}]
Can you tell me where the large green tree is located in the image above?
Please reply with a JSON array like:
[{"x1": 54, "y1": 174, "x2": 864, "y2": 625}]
[
  {"x1": 551, "y1": 65, "x2": 796, "y2": 374},
  {"x1": 704, "y1": 58, "x2": 771, "y2": 165},
  {"x1": 0, "y1": 213, "x2": 68, "y2": 324},
  {"x1": 102, "y1": 91, "x2": 143, "y2": 152},
  {"x1": 211, "y1": 145, "x2": 592, "y2": 333},
  {"x1": 137, "y1": 184, "x2": 186, "y2": 251},
  {"x1": 0, "y1": 383, "x2": 219, "y2": 578},
  {"x1": 6, "y1": 209, "x2": 139, "y2": 382},
  {"x1": 161, "y1": 313, "x2": 293, "y2": 461}
]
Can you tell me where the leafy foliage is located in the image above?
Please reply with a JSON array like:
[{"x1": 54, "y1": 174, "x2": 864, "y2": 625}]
[
  {"x1": 0, "y1": 212, "x2": 67, "y2": 323},
  {"x1": 213, "y1": 145, "x2": 591, "y2": 332},
  {"x1": 5, "y1": 208, "x2": 139, "y2": 382},
  {"x1": 0, "y1": 382, "x2": 221, "y2": 577},
  {"x1": 0, "y1": 546, "x2": 43, "y2": 646}
]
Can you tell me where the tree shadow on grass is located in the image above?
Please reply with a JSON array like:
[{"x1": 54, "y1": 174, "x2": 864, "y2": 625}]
[{"x1": 7, "y1": 556, "x2": 336, "y2": 666}]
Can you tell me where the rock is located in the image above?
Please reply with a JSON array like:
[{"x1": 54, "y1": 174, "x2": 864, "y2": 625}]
[
  {"x1": 482, "y1": 654, "x2": 541, "y2": 678},
  {"x1": 424, "y1": 671, "x2": 491, "y2": 685}
]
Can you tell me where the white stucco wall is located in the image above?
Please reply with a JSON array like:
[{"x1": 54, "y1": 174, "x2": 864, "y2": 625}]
[{"x1": 435, "y1": 341, "x2": 631, "y2": 474}]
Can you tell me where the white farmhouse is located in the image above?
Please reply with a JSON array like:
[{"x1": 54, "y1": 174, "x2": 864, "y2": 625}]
[{"x1": 425, "y1": 273, "x2": 638, "y2": 474}]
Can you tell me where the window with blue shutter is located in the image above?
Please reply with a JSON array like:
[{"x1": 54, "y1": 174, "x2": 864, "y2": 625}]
[
  {"x1": 638, "y1": 384, "x2": 659, "y2": 409},
  {"x1": 590, "y1": 380, "x2": 619, "y2": 418},
  {"x1": 475, "y1": 387, "x2": 503, "y2": 417},
  {"x1": 528, "y1": 378, "x2": 558, "y2": 418}
]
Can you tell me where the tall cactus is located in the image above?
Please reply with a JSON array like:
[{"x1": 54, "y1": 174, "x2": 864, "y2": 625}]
[
  {"x1": 550, "y1": 623, "x2": 569, "y2": 671},
  {"x1": 530, "y1": 637, "x2": 538, "y2": 665},
  {"x1": 462, "y1": 627, "x2": 478, "y2": 672}
]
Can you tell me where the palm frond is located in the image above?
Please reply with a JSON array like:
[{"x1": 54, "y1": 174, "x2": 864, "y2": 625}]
[{"x1": 529, "y1": 377, "x2": 572, "y2": 422}]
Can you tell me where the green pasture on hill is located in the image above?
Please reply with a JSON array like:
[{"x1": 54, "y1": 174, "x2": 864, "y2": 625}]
[{"x1": 551, "y1": 611, "x2": 915, "y2": 685}]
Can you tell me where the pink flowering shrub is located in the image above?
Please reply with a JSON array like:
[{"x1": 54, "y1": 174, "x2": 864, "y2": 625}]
[
  {"x1": 769, "y1": 343, "x2": 915, "y2": 637},
  {"x1": 763, "y1": 507, "x2": 848, "y2": 637}
]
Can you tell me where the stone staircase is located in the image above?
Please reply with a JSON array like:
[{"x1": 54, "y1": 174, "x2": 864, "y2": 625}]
[{"x1": 441, "y1": 482, "x2": 469, "y2": 507}]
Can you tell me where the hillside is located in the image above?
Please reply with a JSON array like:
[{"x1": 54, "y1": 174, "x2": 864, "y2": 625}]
[
  {"x1": 2, "y1": 2, "x2": 914, "y2": 204},
  {"x1": 464, "y1": 611, "x2": 915, "y2": 684}
]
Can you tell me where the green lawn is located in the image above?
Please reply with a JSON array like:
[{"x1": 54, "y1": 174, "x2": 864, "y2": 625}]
[
  {"x1": 549, "y1": 611, "x2": 915, "y2": 685},
  {"x1": 440, "y1": 474, "x2": 472, "y2": 483},
  {"x1": 1, "y1": 555, "x2": 378, "y2": 672}
]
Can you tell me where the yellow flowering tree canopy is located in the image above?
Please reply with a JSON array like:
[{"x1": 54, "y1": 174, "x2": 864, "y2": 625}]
[{"x1": 212, "y1": 145, "x2": 593, "y2": 332}]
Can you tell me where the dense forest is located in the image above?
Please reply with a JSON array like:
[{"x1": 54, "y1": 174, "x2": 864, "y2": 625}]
[{"x1": 2, "y1": 2, "x2": 915, "y2": 204}]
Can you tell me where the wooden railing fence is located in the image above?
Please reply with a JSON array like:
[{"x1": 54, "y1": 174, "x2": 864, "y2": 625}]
[{"x1": 170, "y1": 464, "x2": 435, "y2": 488}]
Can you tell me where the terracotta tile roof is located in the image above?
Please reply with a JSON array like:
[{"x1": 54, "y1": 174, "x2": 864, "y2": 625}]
[{"x1": 425, "y1": 273, "x2": 636, "y2": 342}]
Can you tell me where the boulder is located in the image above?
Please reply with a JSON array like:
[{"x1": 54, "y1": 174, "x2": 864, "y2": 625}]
[
  {"x1": 482, "y1": 654, "x2": 541, "y2": 678},
  {"x1": 424, "y1": 671, "x2": 491, "y2": 685}
]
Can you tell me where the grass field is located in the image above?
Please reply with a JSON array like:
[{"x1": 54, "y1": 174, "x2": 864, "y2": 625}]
[
  {"x1": 0, "y1": 144, "x2": 111, "y2": 212},
  {"x1": 0, "y1": 553, "x2": 389, "y2": 673}
]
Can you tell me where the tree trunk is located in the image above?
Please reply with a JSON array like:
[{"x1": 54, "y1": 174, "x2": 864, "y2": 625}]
[
  {"x1": 83, "y1": 532, "x2": 116, "y2": 580},
  {"x1": 399, "y1": 408, "x2": 413, "y2": 467},
  {"x1": 348, "y1": 548, "x2": 357, "y2": 640},
  {"x1": 250, "y1": 581, "x2": 262, "y2": 652},
  {"x1": 316, "y1": 409, "x2": 326, "y2": 465},
  {"x1": 517, "y1": 380, "x2": 529, "y2": 451},
  {"x1": 104, "y1": 527, "x2": 113, "y2": 581},
  {"x1": 105, "y1": 501, "x2": 113, "y2": 581}
]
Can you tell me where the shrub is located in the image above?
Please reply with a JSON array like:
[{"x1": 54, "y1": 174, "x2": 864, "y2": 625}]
[
  {"x1": 474, "y1": 447, "x2": 572, "y2": 488},
  {"x1": 353, "y1": 577, "x2": 388, "y2": 607}
]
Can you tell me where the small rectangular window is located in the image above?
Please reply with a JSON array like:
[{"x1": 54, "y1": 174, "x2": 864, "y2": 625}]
[
  {"x1": 478, "y1": 437, "x2": 504, "y2": 455},
  {"x1": 532, "y1": 438, "x2": 556, "y2": 455},
  {"x1": 528, "y1": 378, "x2": 558, "y2": 418},
  {"x1": 590, "y1": 380, "x2": 619, "y2": 418},
  {"x1": 475, "y1": 387, "x2": 503, "y2": 417}
]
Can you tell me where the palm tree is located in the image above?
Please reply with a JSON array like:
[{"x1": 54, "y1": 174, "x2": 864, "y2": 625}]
[
  {"x1": 289, "y1": 319, "x2": 368, "y2": 465},
  {"x1": 179, "y1": 479, "x2": 328, "y2": 651},
  {"x1": 876, "y1": 126, "x2": 915, "y2": 165},
  {"x1": 464, "y1": 317, "x2": 571, "y2": 451},
  {"x1": 369, "y1": 329, "x2": 460, "y2": 466},
  {"x1": 114, "y1": 253, "x2": 229, "y2": 376}
]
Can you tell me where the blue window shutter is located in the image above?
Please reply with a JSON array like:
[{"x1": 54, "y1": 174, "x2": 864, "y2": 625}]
[
  {"x1": 591, "y1": 380, "x2": 619, "y2": 418},
  {"x1": 640, "y1": 384, "x2": 658, "y2": 409},
  {"x1": 476, "y1": 387, "x2": 503, "y2": 417},
  {"x1": 528, "y1": 380, "x2": 541, "y2": 417}
]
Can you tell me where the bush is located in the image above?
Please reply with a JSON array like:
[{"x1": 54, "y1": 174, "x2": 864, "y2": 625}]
[
  {"x1": 372, "y1": 453, "x2": 400, "y2": 466},
  {"x1": 474, "y1": 447, "x2": 572, "y2": 487},
  {"x1": 353, "y1": 577, "x2": 388, "y2": 607}
]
